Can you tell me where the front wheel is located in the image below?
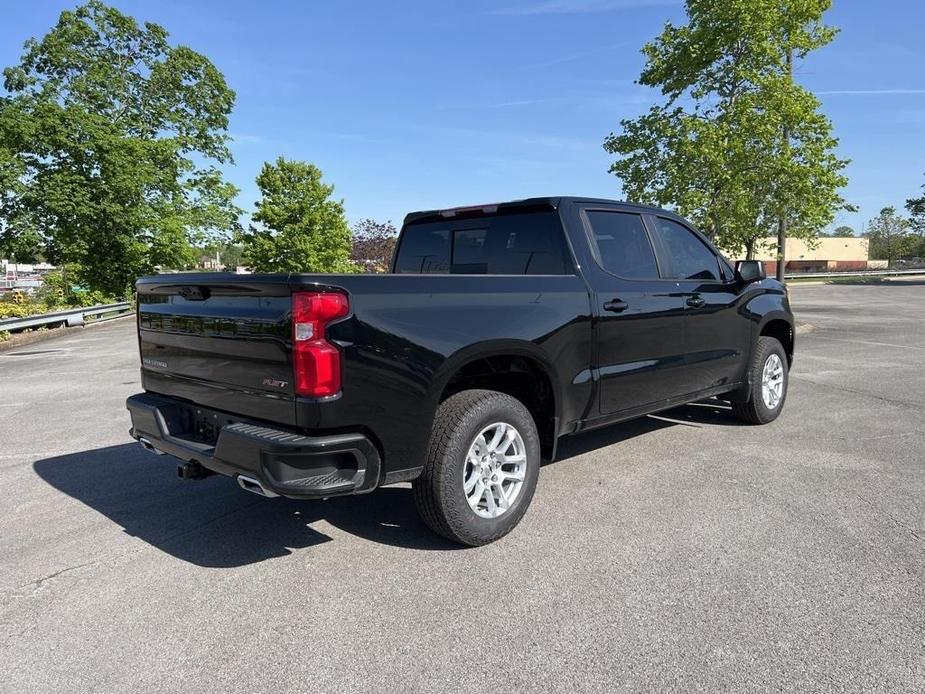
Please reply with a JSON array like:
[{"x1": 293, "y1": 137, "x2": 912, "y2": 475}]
[
  {"x1": 413, "y1": 389, "x2": 541, "y2": 546},
  {"x1": 731, "y1": 336, "x2": 789, "y2": 424}
]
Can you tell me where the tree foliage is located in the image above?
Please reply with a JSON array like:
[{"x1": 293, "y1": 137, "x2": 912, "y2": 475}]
[
  {"x1": 906, "y1": 173, "x2": 925, "y2": 256},
  {"x1": 604, "y1": 0, "x2": 850, "y2": 258},
  {"x1": 238, "y1": 157, "x2": 355, "y2": 273},
  {"x1": 0, "y1": 225, "x2": 43, "y2": 263},
  {"x1": 864, "y1": 207, "x2": 913, "y2": 266},
  {"x1": 907, "y1": 174, "x2": 925, "y2": 228},
  {"x1": 0, "y1": 1, "x2": 241, "y2": 295},
  {"x1": 829, "y1": 225, "x2": 855, "y2": 238},
  {"x1": 352, "y1": 219, "x2": 398, "y2": 273}
]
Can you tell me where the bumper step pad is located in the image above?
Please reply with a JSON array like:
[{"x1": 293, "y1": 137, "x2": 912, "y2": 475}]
[{"x1": 127, "y1": 393, "x2": 380, "y2": 499}]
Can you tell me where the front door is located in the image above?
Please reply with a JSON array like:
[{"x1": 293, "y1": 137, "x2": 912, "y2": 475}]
[{"x1": 647, "y1": 215, "x2": 749, "y2": 394}]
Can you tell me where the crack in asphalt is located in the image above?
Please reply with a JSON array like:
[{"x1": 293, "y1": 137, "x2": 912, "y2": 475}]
[
  {"x1": 856, "y1": 494, "x2": 924, "y2": 543},
  {"x1": 808, "y1": 334, "x2": 925, "y2": 352},
  {"x1": 5, "y1": 497, "x2": 268, "y2": 600},
  {"x1": 792, "y1": 375, "x2": 925, "y2": 412},
  {"x1": 18, "y1": 561, "x2": 94, "y2": 590}
]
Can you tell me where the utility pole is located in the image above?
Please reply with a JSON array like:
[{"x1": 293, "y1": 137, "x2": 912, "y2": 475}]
[{"x1": 776, "y1": 44, "x2": 793, "y2": 283}]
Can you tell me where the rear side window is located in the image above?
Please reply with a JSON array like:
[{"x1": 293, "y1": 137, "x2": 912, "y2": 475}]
[
  {"x1": 655, "y1": 218, "x2": 722, "y2": 281},
  {"x1": 393, "y1": 211, "x2": 573, "y2": 275},
  {"x1": 584, "y1": 210, "x2": 659, "y2": 279}
]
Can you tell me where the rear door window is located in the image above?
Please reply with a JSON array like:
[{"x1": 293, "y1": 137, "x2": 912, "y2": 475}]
[
  {"x1": 654, "y1": 217, "x2": 722, "y2": 281},
  {"x1": 393, "y1": 211, "x2": 573, "y2": 275},
  {"x1": 584, "y1": 210, "x2": 660, "y2": 279}
]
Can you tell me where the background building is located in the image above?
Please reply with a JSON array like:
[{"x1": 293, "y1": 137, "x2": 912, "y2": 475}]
[{"x1": 727, "y1": 237, "x2": 881, "y2": 274}]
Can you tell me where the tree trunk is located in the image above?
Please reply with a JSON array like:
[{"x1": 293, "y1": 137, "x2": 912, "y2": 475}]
[
  {"x1": 745, "y1": 237, "x2": 755, "y2": 261},
  {"x1": 777, "y1": 215, "x2": 787, "y2": 278},
  {"x1": 776, "y1": 45, "x2": 793, "y2": 283}
]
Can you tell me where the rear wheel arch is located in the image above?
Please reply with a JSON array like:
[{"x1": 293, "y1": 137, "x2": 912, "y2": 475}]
[{"x1": 435, "y1": 345, "x2": 560, "y2": 459}]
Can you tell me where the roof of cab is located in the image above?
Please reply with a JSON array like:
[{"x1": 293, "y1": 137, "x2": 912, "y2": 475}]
[{"x1": 403, "y1": 196, "x2": 671, "y2": 224}]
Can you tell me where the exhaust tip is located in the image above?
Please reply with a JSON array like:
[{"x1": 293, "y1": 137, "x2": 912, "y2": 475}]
[
  {"x1": 138, "y1": 437, "x2": 165, "y2": 455},
  {"x1": 236, "y1": 475, "x2": 278, "y2": 498}
]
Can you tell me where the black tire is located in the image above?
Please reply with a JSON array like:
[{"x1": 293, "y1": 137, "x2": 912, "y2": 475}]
[
  {"x1": 731, "y1": 336, "x2": 789, "y2": 424},
  {"x1": 413, "y1": 389, "x2": 541, "y2": 546}
]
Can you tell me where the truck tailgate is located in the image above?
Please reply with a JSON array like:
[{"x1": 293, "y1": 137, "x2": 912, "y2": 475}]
[{"x1": 136, "y1": 274, "x2": 297, "y2": 426}]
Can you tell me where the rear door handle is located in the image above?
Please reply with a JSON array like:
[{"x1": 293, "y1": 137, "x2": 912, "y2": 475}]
[
  {"x1": 603, "y1": 299, "x2": 629, "y2": 313},
  {"x1": 686, "y1": 296, "x2": 705, "y2": 308}
]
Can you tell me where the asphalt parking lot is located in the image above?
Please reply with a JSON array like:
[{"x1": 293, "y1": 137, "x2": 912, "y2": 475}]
[{"x1": 1, "y1": 280, "x2": 923, "y2": 693}]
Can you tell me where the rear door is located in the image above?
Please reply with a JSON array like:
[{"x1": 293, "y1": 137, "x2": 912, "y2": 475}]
[
  {"x1": 579, "y1": 206, "x2": 687, "y2": 416},
  {"x1": 136, "y1": 275, "x2": 297, "y2": 425},
  {"x1": 646, "y1": 215, "x2": 749, "y2": 394}
]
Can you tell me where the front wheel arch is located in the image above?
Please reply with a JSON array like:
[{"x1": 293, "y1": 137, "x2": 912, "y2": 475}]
[
  {"x1": 758, "y1": 317, "x2": 794, "y2": 366},
  {"x1": 730, "y1": 336, "x2": 789, "y2": 424}
]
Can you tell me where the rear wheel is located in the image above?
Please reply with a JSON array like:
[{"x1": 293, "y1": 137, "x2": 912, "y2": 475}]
[
  {"x1": 413, "y1": 389, "x2": 540, "y2": 546},
  {"x1": 731, "y1": 336, "x2": 789, "y2": 424}
]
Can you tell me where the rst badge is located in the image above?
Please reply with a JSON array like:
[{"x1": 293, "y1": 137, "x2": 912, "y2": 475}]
[{"x1": 262, "y1": 378, "x2": 288, "y2": 388}]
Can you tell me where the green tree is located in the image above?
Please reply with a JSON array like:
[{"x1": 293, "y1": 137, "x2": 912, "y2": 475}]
[
  {"x1": 0, "y1": 226, "x2": 43, "y2": 263},
  {"x1": 239, "y1": 158, "x2": 355, "y2": 273},
  {"x1": 906, "y1": 174, "x2": 925, "y2": 257},
  {"x1": 0, "y1": 1, "x2": 241, "y2": 296},
  {"x1": 829, "y1": 225, "x2": 855, "y2": 238},
  {"x1": 352, "y1": 219, "x2": 398, "y2": 273},
  {"x1": 604, "y1": 0, "x2": 850, "y2": 261},
  {"x1": 864, "y1": 207, "x2": 913, "y2": 266}
]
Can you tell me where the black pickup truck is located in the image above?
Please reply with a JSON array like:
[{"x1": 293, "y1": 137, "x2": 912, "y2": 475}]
[{"x1": 127, "y1": 197, "x2": 793, "y2": 545}]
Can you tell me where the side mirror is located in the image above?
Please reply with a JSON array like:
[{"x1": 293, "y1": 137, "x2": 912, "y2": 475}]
[{"x1": 735, "y1": 260, "x2": 766, "y2": 284}]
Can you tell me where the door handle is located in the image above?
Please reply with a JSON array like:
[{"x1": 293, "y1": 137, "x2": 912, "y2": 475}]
[
  {"x1": 686, "y1": 296, "x2": 705, "y2": 308},
  {"x1": 603, "y1": 299, "x2": 629, "y2": 313}
]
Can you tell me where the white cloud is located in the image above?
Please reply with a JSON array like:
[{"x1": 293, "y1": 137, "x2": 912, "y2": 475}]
[
  {"x1": 229, "y1": 133, "x2": 265, "y2": 144},
  {"x1": 519, "y1": 41, "x2": 633, "y2": 70},
  {"x1": 435, "y1": 98, "x2": 555, "y2": 110},
  {"x1": 816, "y1": 89, "x2": 925, "y2": 96},
  {"x1": 491, "y1": 0, "x2": 677, "y2": 16}
]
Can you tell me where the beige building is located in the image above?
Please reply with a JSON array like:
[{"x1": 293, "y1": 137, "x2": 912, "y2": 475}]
[{"x1": 727, "y1": 236, "x2": 880, "y2": 273}]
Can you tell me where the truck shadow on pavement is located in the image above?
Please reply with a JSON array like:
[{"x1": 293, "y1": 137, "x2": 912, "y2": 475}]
[
  {"x1": 33, "y1": 444, "x2": 461, "y2": 566},
  {"x1": 33, "y1": 400, "x2": 739, "y2": 567}
]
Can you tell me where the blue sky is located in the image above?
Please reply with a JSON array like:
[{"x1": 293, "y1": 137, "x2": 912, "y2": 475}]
[{"x1": 3, "y1": 0, "x2": 924, "y2": 233}]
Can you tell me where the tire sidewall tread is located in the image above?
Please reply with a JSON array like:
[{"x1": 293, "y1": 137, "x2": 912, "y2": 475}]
[
  {"x1": 413, "y1": 389, "x2": 540, "y2": 546},
  {"x1": 732, "y1": 336, "x2": 789, "y2": 425}
]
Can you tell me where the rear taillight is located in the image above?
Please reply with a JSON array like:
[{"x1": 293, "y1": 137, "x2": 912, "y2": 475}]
[{"x1": 292, "y1": 291, "x2": 349, "y2": 398}]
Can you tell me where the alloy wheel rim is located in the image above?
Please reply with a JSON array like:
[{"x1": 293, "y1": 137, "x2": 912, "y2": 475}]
[
  {"x1": 761, "y1": 353, "x2": 784, "y2": 410},
  {"x1": 463, "y1": 422, "x2": 527, "y2": 519}
]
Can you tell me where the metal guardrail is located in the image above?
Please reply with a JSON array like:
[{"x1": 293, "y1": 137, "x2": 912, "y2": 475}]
[
  {"x1": 785, "y1": 268, "x2": 925, "y2": 279},
  {"x1": 0, "y1": 302, "x2": 133, "y2": 332}
]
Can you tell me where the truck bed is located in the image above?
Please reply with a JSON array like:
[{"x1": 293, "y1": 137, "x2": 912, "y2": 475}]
[{"x1": 134, "y1": 271, "x2": 592, "y2": 490}]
